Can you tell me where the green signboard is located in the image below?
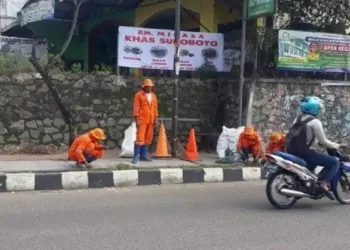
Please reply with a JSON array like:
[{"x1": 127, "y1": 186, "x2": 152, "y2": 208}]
[
  {"x1": 277, "y1": 29, "x2": 350, "y2": 73},
  {"x1": 247, "y1": 0, "x2": 275, "y2": 18}
]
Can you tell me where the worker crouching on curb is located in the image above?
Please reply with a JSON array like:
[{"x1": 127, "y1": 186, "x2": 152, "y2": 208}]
[
  {"x1": 237, "y1": 125, "x2": 264, "y2": 163},
  {"x1": 132, "y1": 78, "x2": 159, "y2": 164},
  {"x1": 267, "y1": 132, "x2": 286, "y2": 153},
  {"x1": 68, "y1": 128, "x2": 107, "y2": 169}
]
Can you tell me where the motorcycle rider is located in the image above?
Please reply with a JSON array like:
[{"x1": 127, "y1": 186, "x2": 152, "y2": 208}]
[{"x1": 285, "y1": 96, "x2": 340, "y2": 200}]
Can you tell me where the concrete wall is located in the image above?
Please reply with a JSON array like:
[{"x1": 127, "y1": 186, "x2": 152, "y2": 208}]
[
  {"x1": 0, "y1": 73, "x2": 241, "y2": 152},
  {"x1": 251, "y1": 79, "x2": 350, "y2": 141}
]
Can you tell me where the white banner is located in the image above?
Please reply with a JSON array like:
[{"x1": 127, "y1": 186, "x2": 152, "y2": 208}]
[
  {"x1": 0, "y1": 36, "x2": 47, "y2": 59},
  {"x1": 20, "y1": 0, "x2": 55, "y2": 26},
  {"x1": 118, "y1": 26, "x2": 224, "y2": 71}
]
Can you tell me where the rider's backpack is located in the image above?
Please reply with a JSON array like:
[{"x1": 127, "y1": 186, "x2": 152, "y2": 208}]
[{"x1": 285, "y1": 115, "x2": 315, "y2": 155}]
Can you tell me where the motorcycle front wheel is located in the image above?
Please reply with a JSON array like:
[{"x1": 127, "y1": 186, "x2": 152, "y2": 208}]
[
  {"x1": 334, "y1": 172, "x2": 350, "y2": 204},
  {"x1": 266, "y1": 170, "x2": 298, "y2": 209}
]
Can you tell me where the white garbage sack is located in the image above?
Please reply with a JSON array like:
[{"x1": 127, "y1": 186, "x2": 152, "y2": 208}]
[
  {"x1": 119, "y1": 122, "x2": 137, "y2": 158},
  {"x1": 216, "y1": 126, "x2": 232, "y2": 158},
  {"x1": 216, "y1": 126, "x2": 245, "y2": 159}
]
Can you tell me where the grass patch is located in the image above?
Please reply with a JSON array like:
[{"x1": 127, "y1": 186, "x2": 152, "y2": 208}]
[
  {"x1": 94, "y1": 163, "x2": 259, "y2": 171},
  {"x1": 0, "y1": 163, "x2": 261, "y2": 174}
]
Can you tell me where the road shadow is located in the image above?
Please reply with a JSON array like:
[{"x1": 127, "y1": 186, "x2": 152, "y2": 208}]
[{"x1": 232, "y1": 199, "x2": 337, "y2": 213}]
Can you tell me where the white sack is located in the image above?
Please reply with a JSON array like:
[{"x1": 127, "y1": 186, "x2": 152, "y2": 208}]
[
  {"x1": 216, "y1": 126, "x2": 237, "y2": 158},
  {"x1": 119, "y1": 122, "x2": 137, "y2": 158}
]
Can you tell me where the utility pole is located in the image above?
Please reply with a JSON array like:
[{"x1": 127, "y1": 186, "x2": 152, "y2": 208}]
[
  {"x1": 238, "y1": 0, "x2": 247, "y2": 126},
  {"x1": 171, "y1": 0, "x2": 180, "y2": 156}
]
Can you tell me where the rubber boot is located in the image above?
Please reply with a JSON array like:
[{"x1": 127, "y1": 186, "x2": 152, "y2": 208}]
[
  {"x1": 140, "y1": 145, "x2": 153, "y2": 161},
  {"x1": 131, "y1": 144, "x2": 141, "y2": 164}
]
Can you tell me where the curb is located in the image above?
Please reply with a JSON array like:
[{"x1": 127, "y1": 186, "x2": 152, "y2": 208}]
[{"x1": 0, "y1": 167, "x2": 268, "y2": 192}]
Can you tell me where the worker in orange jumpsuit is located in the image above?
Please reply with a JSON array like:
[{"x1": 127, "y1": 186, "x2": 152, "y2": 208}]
[
  {"x1": 132, "y1": 78, "x2": 159, "y2": 163},
  {"x1": 267, "y1": 132, "x2": 286, "y2": 153},
  {"x1": 68, "y1": 128, "x2": 107, "y2": 168},
  {"x1": 237, "y1": 126, "x2": 263, "y2": 163}
]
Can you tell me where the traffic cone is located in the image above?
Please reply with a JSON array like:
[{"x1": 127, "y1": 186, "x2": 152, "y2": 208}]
[
  {"x1": 153, "y1": 123, "x2": 171, "y2": 158},
  {"x1": 184, "y1": 128, "x2": 199, "y2": 161}
]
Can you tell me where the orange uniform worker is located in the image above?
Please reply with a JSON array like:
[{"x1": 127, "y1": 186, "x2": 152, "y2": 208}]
[
  {"x1": 267, "y1": 132, "x2": 286, "y2": 153},
  {"x1": 237, "y1": 125, "x2": 263, "y2": 163},
  {"x1": 68, "y1": 128, "x2": 107, "y2": 168},
  {"x1": 132, "y1": 78, "x2": 159, "y2": 163}
]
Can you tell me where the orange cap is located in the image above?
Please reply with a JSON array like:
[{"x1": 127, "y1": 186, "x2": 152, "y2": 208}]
[
  {"x1": 269, "y1": 132, "x2": 281, "y2": 143},
  {"x1": 142, "y1": 78, "x2": 154, "y2": 88},
  {"x1": 90, "y1": 128, "x2": 106, "y2": 140},
  {"x1": 244, "y1": 125, "x2": 255, "y2": 135}
]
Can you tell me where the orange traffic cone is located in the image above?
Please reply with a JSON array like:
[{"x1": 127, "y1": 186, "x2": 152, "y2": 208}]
[
  {"x1": 153, "y1": 123, "x2": 171, "y2": 158},
  {"x1": 184, "y1": 129, "x2": 199, "y2": 161}
]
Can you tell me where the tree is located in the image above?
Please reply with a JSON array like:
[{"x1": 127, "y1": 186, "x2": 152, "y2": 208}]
[
  {"x1": 255, "y1": 0, "x2": 350, "y2": 76},
  {"x1": 277, "y1": 0, "x2": 350, "y2": 33},
  {"x1": 29, "y1": 0, "x2": 88, "y2": 145}
]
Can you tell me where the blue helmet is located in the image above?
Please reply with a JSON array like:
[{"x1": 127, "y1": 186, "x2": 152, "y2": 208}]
[{"x1": 299, "y1": 96, "x2": 324, "y2": 116}]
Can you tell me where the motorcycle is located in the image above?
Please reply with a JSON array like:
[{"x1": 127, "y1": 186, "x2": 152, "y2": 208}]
[{"x1": 264, "y1": 148, "x2": 350, "y2": 209}]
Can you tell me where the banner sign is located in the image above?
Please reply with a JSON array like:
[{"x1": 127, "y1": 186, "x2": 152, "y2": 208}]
[
  {"x1": 0, "y1": 36, "x2": 47, "y2": 59},
  {"x1": 278, "y1": 29, "x2": 350, "y2": 73},
  {"x1": 247, "y1": 0, "x2": 275, "y2": 19},
  {"x1": 20, "y1": 0, "x2": 55, "y2": 26},
  {"x1": 117, "y1": 26, "x2": 224, "y2": 71}
]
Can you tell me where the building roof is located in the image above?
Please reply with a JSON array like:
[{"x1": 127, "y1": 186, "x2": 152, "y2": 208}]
[
  {"x1": 54, "y1": 0, "x2": 143, "y2": 21},
  {"x1": 2, "y1": 0, "x2": 143, "y2": 35}
]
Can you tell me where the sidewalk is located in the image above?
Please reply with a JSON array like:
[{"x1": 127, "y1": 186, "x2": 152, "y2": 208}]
[
  {"x1": 0, "y1": 149, "x2": 228, "y2": 173},
  {"x1": 0, "y1": 150, "x2": 264, "y2": 193}
]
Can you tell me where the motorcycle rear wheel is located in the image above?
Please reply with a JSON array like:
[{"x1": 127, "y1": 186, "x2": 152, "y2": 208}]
[{"x1": 266, "y1": 170, "x2": 298, "y2": 209}]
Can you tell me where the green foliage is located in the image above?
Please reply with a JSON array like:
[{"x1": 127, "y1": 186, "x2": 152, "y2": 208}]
[
  {"x1": 0, "y1": 53, "x2": 35, "y2": 74},
  {"x1": 0, "y1": 51, "x2": 72, "y2": 74},
  {"x1": 250, "y1": 0, "x2": 350, "y2": 75},
  {"x1": 0, "y1": 52, "x2": 116, "y2": 75},
  {"x1": 93, "y1": 64, "x2": 113, "y2": 73},
  {"x1": 100, "y1": 64, "x2": 113, "y2": 73},
  {"x1": 43, "y1": 53, "x2": 65, "y2": 71},
  {"x1": 278, "y1": 0, "x2": 350, "y2": 32},
  {"x1": 70, "y1": 63, "x2": 82, "y2": 73}
]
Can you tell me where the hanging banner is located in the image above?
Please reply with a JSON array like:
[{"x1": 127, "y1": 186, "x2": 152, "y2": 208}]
[
  {"x1": 247, "y1": 0, "x2": 275, "y2": 19},
  {"x1": 117, "y1": 26, "x2": 224, "y2": 71},
  {"x1": 277, "y1": 29, "x2": 350, "y2": 73},
  {"x1": 0, "y1": 36, "x2": 47, "y2": 59},
  {"x1": 20, "y1": 0, "x2": 55, "y2": 26}
]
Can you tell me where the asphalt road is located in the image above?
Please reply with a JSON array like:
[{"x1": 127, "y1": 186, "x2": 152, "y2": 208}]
[{"x1": 1, "y1": 181, "x2": 350, "y2": 250}]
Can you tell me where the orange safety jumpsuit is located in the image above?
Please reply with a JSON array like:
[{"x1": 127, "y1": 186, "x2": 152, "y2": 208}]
[
  {"x1": 237, "y1": 126, "x2": 263, "y2": 159},
  {"x1": 68, "y1": 132, "x2": 105, "y2": 163},
  {"x1": 133, "y1": 90, "x2": 159, "y2": 145},
  {"x1": 267, "y1": 132, "x2": 286, "y2": 153}
]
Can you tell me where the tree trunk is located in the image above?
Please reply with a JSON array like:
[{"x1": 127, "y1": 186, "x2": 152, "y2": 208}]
[
  {"x1": 29, "y1": 0, "x2": 88, "y2": 145},
  {"x1": 30, "y1": 54, "x2": 77, "y2": 145}
]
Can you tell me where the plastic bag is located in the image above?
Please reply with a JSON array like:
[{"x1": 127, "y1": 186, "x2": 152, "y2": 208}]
[
  {"x1": 216, "y1": 126, "x2": 237, "y2": 158},
  {"x1": 119, "y1": 122, "x2": 137, "y2": 158}
]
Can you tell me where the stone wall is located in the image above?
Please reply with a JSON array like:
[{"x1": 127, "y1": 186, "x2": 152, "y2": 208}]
[
  {"x1": 252, "y1": 79, "x2": 350, "y2": 141},
  {"x1": 0, "y1": 73, "x2": 241, "y2": 152}
]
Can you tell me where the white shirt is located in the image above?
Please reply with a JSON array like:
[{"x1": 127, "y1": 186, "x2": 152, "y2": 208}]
[
  {"x1": 146, "y1": 93, "x2": 152, "y2": 104},
  {"x1": 293, "y1": 114, "x2": 338, "y2": 149}
]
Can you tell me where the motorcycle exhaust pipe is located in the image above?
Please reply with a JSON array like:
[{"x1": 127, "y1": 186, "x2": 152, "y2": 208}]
[{"x1": 280, "y1": 188, "x2": 310, "y2": 198}]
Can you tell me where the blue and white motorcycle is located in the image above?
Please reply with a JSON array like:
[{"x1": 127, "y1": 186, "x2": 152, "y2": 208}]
[{"x1": 264, "y1": 148, "x2": 350, "y2": 209}]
